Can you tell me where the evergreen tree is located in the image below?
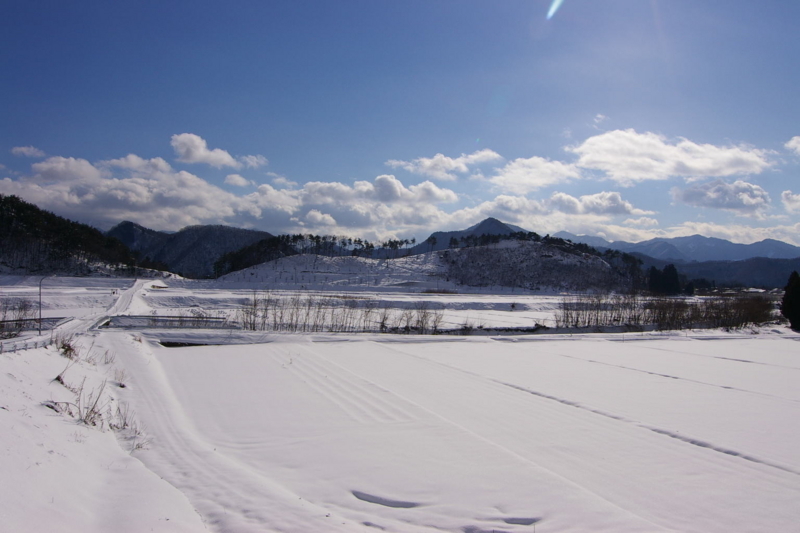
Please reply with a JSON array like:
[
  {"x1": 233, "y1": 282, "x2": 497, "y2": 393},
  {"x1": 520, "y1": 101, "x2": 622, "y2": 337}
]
[
  {"x1": 648, "y1": 264, "x2": 682, "y2": 295},
  {"x1": 781, "y1": 270, "x2": 800, "y2": 330}
]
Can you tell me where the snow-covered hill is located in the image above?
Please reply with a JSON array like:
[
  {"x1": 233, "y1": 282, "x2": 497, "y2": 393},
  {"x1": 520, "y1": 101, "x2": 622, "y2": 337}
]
[
  {"x1": 219, "y1": 240, "x2": 637, "y2": 293},
  {"x1": 217, "y1": 252, "x2": 452, "y2": 292},
  {"x1": 442, "y1": 240, "x2": 633, "y2": 291}
]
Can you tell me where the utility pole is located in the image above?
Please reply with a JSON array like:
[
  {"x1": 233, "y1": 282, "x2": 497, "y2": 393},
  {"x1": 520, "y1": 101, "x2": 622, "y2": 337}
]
[{"x1": 38, "y1": 276, "x2": 49, "y2": 335}]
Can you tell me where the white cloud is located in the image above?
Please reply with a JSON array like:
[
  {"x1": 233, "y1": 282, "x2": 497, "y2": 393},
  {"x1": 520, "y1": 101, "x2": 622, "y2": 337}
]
[
  {"x1": 0, "y1": 148, "x2": 461, "y2": 237},
  {"x1": 781, "y1": 190, "x2": 800, "y2": 213},
  {"x1": 490, "y1": 156, "x2": 580, "y2": 194},
  {"x1": 11, "y1": 146, "x2": 46, "y2": 158},
  {"x1": 33, "y1": 156, "x2": 104, "y2": 182},
  {"x1": 386, "y1": 149, "x2": 502, "y2": 181},
  {"x1": 786, "y1": 136, "x2": 800, "y2": 155},
  {"x1": 265, "y1": 173, "x2": 297, "y2": 188},
  {"x1": 301, "y1": 175, "x2": 457, "y2": 206},
  {"x1": 568, "y1": 129, "x2": 773, "y2": 186},
  {"x1": 305, "y1": 209, "x2": 337, "y2": 226},
  {"x1": 224, "y1": 174, "x2": 253, "y2": 187},
  {"x1": 102, "y1": 154, "x2": 172, "y2": 173},
  {"x1": 0, "y1": 155, "x2": 267, "y2": 230},
  {"x1": 593, "y1": 114, "x2": 608, "y2": 129},
  {"x1": 624, "y1": 217, "x2": 659, "y2": 228},
  {"x1": 239, "y1": 154, "x2": 268, "y2": 168},
  {"x1": 548, "y1": 191, "x2": 653, "y2": 216},
  {"x1": 446, "y1": 195, "x2": 547, "y2": 229},
  {"x1": 672, "y1": 179, "x2": 771, "y2": 218},
  {"x1": 170, "y1": 133, "x2": 241, "y2": 169}
]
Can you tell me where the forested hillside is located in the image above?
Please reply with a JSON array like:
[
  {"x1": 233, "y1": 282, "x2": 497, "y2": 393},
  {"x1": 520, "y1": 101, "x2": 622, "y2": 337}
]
[
  {"x1": 0, "y1": 195, "x2": 133, "y2": 273},
  {"x1": 108, "y1": 221, "x2": 271, "y2": 278},
  {"x1": 443, "y1": 240, "x2": 642, "y2": 292}
]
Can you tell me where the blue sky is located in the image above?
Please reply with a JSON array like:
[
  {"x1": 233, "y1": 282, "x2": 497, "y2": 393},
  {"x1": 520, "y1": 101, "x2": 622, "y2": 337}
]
[{"x1": 3, "y1": 0, "x2": 800, "y2": 244}]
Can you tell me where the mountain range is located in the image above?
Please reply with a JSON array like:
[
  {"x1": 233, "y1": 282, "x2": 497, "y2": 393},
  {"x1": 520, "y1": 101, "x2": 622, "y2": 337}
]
[
  {"x1": 2, "y1": 194, "x2": 799, "y2": 287},
  {"x1": 554, "y1": 232, "x2": 800, "y2": 263},
  {"x1": 107, "y1": 221, "x2": 271, "y2": 278}
]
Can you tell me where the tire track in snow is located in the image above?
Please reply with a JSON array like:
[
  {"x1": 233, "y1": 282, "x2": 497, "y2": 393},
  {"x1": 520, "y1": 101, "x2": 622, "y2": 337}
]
[
  {"x1": 550, "y1": 351, "x2": 800, "y2": 404},
  {"x1": 283, "y1": 346, "x2": 417, "y2": 425},
  {"x1": 326, "y1": 342, "x2": 682, "y2": 532},
  {"x1": 495, "y1": 380, "x2": 800, "y2": 477},
  {"x1": 100, "y1": 332, "x2": 363, "y2": 533},
  {"x1": 395, "y1": 340, "x2": 800, "y2": 478},
  {"x1": 607, "y1": 339, "x2": 800, "y2": 371},
  {"x1": 355, "y1": 340, "x2": 800, "y2": 532}
]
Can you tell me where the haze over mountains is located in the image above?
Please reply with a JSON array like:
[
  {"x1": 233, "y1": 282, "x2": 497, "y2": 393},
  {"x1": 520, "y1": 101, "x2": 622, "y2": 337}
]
[{"x1": 554, "y1": 231, "x2": 800, "y2": 263}]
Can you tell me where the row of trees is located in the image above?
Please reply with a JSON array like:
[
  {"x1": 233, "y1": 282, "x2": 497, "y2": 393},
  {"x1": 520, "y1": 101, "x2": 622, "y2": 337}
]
[
  {"x1": 237, "y1": 292, "x2": 446, "y2": 334},
  {"x1": 555, "y1": 292, "x2": 775, "y2": 331}
]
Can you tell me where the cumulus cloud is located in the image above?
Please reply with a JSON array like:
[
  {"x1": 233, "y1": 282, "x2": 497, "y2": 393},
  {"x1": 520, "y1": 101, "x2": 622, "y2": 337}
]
[
  {"x1": 224, "y1": 174, "x2": 252, "y2": 187},
  {"x1": 170, "y1": 133, "x2": 269, "y2": 170},
  {"x1": 171, "y1": 133, "x2": 240, "y2": 168},
  {"x1": 568, "y1": 129, "x2": 773, "y2": 186},
  {"x1": 782, "y1": 190, "x2": 800, "y2": 213},
  {"x1": 624, "y1": 217, "x2": 659, "y2": 228},
  {"x1": 446, "y1": 195, "x2": 548, "y2": 230},
  {"x1": 0, "y1": 148, "x2": 461, "y2": 237},
  {"x1": 267, "y1": 173, "x2": 297, "y2": 188},
  {"x1": 672, "y1": 179, "x2": 771, "y2": 218},
  {"x1": 547, "y1": 191, "x2": 653, "y2": 215},
  {"x1": 11, "y1": 146, "x2": 46, "y2": 158},
  {"x1": 102, "y1": 154, "x2": 172, "y2": 173},
  {"x1": 490, "y1": 156, "x2": 580, "y2": 194},
  {"x1": 305, "y1": 209, "x2": 337, "y2": 226},
  {"x1": 786, "y1": 136, "x2": 800, "y2": 155},
  {"x1": 0, "y1": 155, "x2": 272, "y2": 230},
  {"x1": 386, "y1": 149, "x2": 502, "y2": 181},
  {"x1": 301, "y1": 175, "x2": 457, "y2": 207}
]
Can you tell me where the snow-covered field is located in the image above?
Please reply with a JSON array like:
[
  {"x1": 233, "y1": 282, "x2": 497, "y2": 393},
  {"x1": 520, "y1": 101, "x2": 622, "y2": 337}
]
[{"x1": 2, "y1": 275, "x2": 799, "y2": 532}]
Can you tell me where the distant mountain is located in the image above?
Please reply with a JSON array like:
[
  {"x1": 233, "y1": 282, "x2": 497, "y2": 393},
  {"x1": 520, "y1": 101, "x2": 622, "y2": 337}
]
[
  {"x1": 0, "y1": 194, "x2": 134, "y2": 274},
  {"x1": 108, "y1": 221, "x2": 271, "y2": 278},
  {"x1": 555, "y1": 231, "x2": 800, "y2": 288},
  {"x1": 411, "y1": 217, "x2": 531, "y2": 254},
  {"x1": 555, "y1": 232, "x2": 800, "y2": 263}
]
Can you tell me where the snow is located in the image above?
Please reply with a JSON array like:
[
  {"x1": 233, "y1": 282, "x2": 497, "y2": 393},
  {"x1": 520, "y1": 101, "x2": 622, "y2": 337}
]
[{"x1": 1, "y1": 273, "x2": 799, "y2": 532}]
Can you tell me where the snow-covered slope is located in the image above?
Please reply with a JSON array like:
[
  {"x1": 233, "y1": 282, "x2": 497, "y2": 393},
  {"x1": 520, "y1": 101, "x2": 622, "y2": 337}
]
[
  {"x1": 218, "y1": 241, "x2": 635, "y2": 293},
  {"x1": 217, "y1": 252, "x2": 452, "y2": 292}
]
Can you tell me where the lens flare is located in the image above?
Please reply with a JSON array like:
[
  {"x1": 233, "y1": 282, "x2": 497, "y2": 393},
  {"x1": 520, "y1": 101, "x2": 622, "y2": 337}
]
[{"x1": 547, "y1": 0, "x2": 565, "y2": 19}]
